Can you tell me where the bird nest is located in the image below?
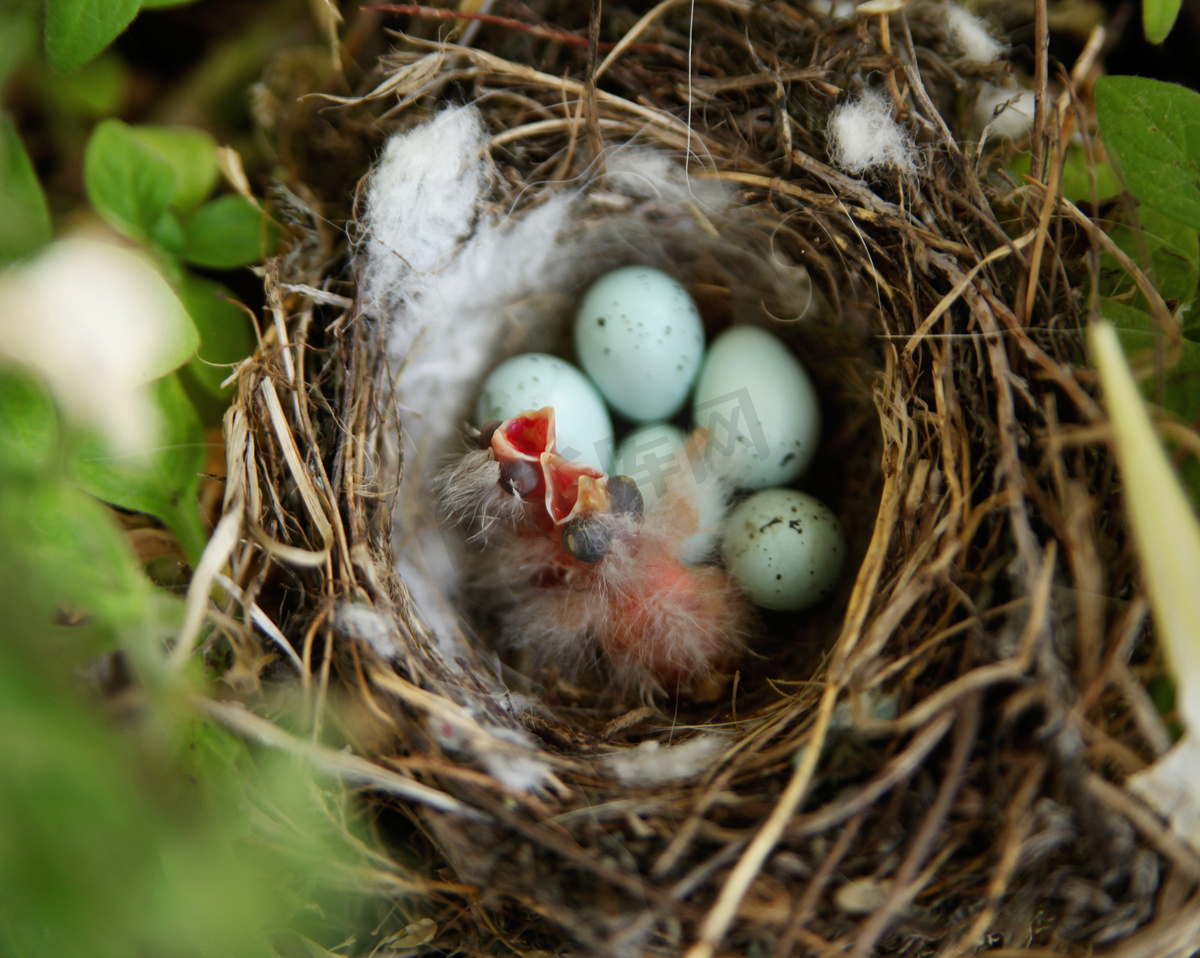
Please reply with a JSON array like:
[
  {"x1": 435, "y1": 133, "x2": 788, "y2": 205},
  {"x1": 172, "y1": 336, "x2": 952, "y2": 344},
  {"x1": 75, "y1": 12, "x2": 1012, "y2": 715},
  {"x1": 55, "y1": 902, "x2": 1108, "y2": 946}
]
[{"x1": 207, "y1": 2, "x2": 1200, "y2": 955}]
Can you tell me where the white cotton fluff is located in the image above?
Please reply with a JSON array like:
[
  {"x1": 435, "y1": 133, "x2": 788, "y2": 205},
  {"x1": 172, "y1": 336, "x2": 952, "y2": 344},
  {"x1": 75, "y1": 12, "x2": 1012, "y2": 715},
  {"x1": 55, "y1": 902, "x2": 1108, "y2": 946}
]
[
  {"x1": 827, "y1": 89, "x2": 916, "y2": 176},
  {"x1": 478, "y1": 723, "x2": 555, "y2": 794},
  {"x1": 604, "y1": 147, "x2": 731, "y2": 215},
  {"x1": 361, "y1": 107, "x2": 491, "y2": 305},
  {"x1": 945, "y1": 4, "x2": 1004, "y2": 66},
  {"x1": 362, "y1": 107, "x2": 580, "y2": 464},
  {"x1": 425, "y1": 701, "x2": 554, "y2": 794},
  {"x1": 973, "y1": 82, "x2": 1036, "y2": 141},
  {"x1": 809, "y1": 0, "x2": 856, "y2": 20},
  {"x1": 602, "y1": 734, "x2": 726, "y2": 785},
  {"x1": 335, "y1": 601, "x2": 402, "y2": 659},
  {"x1": 361, "y1": 107, "x2": 583, "y2": 663}
]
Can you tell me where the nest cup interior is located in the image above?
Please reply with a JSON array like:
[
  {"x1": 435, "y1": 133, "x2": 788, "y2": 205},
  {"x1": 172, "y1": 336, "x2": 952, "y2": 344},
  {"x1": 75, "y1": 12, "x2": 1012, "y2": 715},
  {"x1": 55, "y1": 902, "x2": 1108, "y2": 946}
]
[{"x1": 413, "y1": 183, "x2": 883, "y2": 716}]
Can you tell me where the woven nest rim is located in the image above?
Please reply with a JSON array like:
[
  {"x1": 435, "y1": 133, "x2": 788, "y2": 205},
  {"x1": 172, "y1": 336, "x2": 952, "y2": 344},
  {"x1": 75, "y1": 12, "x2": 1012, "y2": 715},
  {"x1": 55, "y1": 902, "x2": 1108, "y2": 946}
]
[{"x1": 205, "y1": 4, "x2": 1200, "y2": 955}]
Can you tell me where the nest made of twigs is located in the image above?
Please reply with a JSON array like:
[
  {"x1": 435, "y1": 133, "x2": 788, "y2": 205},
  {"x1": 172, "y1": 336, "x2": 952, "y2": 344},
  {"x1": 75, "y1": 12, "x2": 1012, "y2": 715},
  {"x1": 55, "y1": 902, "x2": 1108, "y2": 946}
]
[{"x1": 202, "y1": 2, "x2": 1200, "y2": 955}]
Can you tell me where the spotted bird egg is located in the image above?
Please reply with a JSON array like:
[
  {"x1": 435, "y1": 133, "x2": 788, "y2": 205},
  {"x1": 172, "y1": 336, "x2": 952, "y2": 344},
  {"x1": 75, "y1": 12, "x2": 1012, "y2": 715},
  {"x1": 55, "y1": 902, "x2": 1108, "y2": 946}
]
[
  {"x1": 691, "y1": 325, "x2": 819, "y2": 490},
  {"x1": 614, "y1": 421, "x2": 688, "y2": 508},
  {"x1": 574, "y1": 266, "x2": 705, "y2": 422},
  {"x1": 476, "y1": 353, "x2": 613, "y2": 471},
  {"x1": 721, "y1": 488, "x2": 844, "y2": 611}
]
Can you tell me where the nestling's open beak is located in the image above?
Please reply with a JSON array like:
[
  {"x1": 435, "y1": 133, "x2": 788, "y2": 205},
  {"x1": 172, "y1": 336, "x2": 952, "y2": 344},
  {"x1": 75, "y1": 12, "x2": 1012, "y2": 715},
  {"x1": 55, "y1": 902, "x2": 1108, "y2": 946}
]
[
  {"x1": 542, "y1": 457, "x2": 608, "y2": 524},
  {"x1": 487, "y1": 407, "x2": 610, "y2": 525},
  {"x1": 488, "y1": 407, "x2": 556, "y2": 502},
  {"x1": 485, "y1": 408, "x2": 644, "y2": 564},
  {"x1": 488, "y1": 406, "x2": 556, "y2": 462}
]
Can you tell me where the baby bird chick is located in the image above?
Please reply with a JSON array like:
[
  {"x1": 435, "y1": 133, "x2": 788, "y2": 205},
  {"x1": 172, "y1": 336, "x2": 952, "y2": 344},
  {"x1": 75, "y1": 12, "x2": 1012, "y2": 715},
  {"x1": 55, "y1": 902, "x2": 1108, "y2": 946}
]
[{"x1": 438, "y1": 407, "x2": 749, "y2": 699}]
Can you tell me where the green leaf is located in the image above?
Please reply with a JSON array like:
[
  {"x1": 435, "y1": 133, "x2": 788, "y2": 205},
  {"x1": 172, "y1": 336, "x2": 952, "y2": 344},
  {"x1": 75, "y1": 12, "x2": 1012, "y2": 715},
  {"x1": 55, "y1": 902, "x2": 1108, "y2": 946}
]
[
  {"x1": 1095, "y1": 75, "x2": 1200, "y2": 233},
  {"x1": 170, "y1": 716, "x2": 256, "y2": 813},
  {"x1": 133, "y1": 126, "x2": 219, "y2": 214},
  {"x1": 1099, "y1": 206, "x2": 1200, "y2": 315},
  {"x1": 0, "y1": 4, "x2": 37, "y2": 92},
  {"x1": 68, "y1": 373, "x2": 208, "y2": 565},
  {"x1": 34, "y1": 50, "x2": 129, "y2": 118},
  {"x1": 151, "y1": 207, "x2": 185, "y2": 254},
  {"x1": 1148, "y1": 672, "x2": 1178, "y2": 718},
  {"x1": 181, "y1": 195, "x2": 275, "y2": 268},
  {"x1": 85, "y1": 118, "x2": 175, "y2": 243},
  {"x1": 178, "y1": 273, "x2": 256, "y2": 397},
  {"x1": 0, "y1": 474, "x2": 148, "y2": 637},
  {"x1": 0, "y1": 365, "x2": 60, "y2": 474},
  {"x1": 1056, "y1": 146, "x2": 1121, "y2": 203},
  {"x1": 1101, "y1": 298, "x2": 1200, "y2": 423},
  {"x1": 0, "y1": 114, "x2": 51, "y2": 264},
  {"x1": 1007, "y1": 145, "x2": 1120, "y2": 205},
  {"x1": 1144, "y1": 0, "x2": 1183, "y2": 43},
  {"x1": 43, "y1": 0, "x2": 141, "y2": 74}
]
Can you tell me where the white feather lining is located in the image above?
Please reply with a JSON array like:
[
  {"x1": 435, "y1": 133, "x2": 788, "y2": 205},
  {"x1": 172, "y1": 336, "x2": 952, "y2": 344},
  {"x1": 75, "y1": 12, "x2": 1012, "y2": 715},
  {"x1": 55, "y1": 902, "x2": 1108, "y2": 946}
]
[{"x1": 358, "y1": 105, "x2": 815, "y2": 687}]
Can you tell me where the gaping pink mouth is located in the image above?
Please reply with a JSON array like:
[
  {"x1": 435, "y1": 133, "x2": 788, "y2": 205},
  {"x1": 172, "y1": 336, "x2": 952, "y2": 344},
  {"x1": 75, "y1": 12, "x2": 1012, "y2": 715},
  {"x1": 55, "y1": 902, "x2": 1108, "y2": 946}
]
[
  {"x1": 542, "y1": 455, "x2": 606, "y2": 524},
  {"x1": 491, "y1": 406, "x2": 556, "y2": 462},
  {"x1": 489, "y1": 407, "x2": 607, "y2": 527}
]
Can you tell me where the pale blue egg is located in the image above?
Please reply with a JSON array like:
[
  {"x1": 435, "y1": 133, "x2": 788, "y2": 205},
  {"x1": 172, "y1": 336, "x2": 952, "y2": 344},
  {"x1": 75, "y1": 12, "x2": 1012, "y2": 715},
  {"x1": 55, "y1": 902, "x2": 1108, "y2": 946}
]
[
  {"x1": 691, "y1": 326, "x2": 819, "y2": 490},
  {"x1": 614, "y1": 421, "x2": 688, "y2": 507},
  {"x1": 574, "y1": 266, "x2": 705, "y2": 422},
  {"x1": 476, "y1": 353, "x2": 614, "y2": 471},
  {"x1": 721, "y1": 488, "x2": 844, "y2": 611}
]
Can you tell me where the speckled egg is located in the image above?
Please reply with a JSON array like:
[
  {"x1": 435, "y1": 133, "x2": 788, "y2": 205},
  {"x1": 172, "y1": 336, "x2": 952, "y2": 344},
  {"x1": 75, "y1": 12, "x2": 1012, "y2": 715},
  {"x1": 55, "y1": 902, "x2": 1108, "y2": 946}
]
[
  {"x1": 614, "y1": 421, "x2": 688, "y2": 507},
  {"x1": 476, "y1": 353, "x2": 614, "y2": 471},
  {"x1": 691, "y1": 325, "x2": 819, "y2": 490},
  {"x1": 721, "y1": 488, "x2": 844, "y2": 611},
  {"x1": 574, "y1": 266, "x2": 705, "y2": 422}
]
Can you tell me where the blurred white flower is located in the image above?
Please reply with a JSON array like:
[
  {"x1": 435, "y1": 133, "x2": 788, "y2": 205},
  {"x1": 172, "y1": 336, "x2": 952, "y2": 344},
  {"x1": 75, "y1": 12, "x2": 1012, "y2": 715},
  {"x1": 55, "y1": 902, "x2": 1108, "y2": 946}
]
[{"x1": 0, "y1": 237, "x2": 197, "y2": 456}]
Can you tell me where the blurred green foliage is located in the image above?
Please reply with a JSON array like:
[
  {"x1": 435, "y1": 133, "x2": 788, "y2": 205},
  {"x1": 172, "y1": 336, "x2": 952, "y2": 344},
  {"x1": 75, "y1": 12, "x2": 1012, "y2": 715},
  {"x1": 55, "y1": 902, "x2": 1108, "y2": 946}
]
[
  {"x1": 66, "y1": 373, "x2": 210, "y2": 565},
  {"x1": 0, "y1": 4, "x2": 371, "y2": 955},
  {"x1": 0, "y1": 355, "x2": 376, "y2": 956},
  {"x1": 1142, "y1": 0, "x2": 1183, "y2": 44},
  {"x1": 1087, "y1": 76, "x2": 1200, "y2": 429},
  {"x1": 1095, "y1": 76, "x2": 1200, "y2": 235},
  {"x1": 43, "y1": 0, "x2": 201, "y2": 74},
  {"x1": 0, "y1": 114, "x2": 51, "y2": 261}
]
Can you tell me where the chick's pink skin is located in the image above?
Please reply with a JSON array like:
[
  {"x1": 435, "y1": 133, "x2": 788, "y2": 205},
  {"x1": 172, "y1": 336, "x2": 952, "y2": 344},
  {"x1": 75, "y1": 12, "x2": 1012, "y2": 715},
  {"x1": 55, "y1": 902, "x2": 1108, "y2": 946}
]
[
  {"x1": 606, "y1": 462, "x2": 747, "y2": 695},
  {"x1": 488, "y1": 518, "x2": 748, "y2": 698},
  {"x1": 605, "y1": 556, "x2": 741, "y2": 676},
  {"x1": 471, "y1": 409, "x2": 748, "y2": 698}
]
